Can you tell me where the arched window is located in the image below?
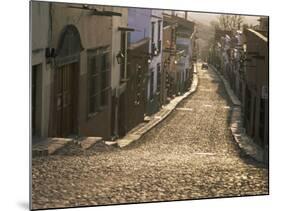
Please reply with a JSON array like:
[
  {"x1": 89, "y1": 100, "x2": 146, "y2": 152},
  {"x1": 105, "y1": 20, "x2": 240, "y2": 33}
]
[{"x1": 56, "y1": 25, "x2": 83, "y2": 65}]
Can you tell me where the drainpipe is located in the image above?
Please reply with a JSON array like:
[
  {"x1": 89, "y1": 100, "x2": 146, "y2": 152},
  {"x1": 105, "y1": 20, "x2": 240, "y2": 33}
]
[
  {"x1": 113, "y1": 19, "x2": 119, "y2": 139},
  {"x1": 124, "y1": 32, "x2": 128, "y2": 79},
  {"x1": 114, "y1": 96, "x2": 119, "y2": 138},
  {"x1": 114, "y1": 29, "x2": 128, "y2": 138}
]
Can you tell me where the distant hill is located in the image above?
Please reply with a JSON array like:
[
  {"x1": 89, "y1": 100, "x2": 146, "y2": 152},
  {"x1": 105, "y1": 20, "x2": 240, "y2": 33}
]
[{"x1": 194, "y1": 20, "x2": 215, "y2": 59}]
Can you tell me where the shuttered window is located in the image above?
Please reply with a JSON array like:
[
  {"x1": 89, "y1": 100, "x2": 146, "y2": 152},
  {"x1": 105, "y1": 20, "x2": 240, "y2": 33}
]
[
  {"x1": 158, "y1": 20, "x2": 162, "y2": 52},
  {"x1": 156, "y1": 63, "x2": 161, "y2": 94},
  {"x1": 151, "y1": 22, "x2": 155, "y2": 54},
  {"x1": 100, "y1": 53, "x2": 110, "y2": 107},
  {"x1": 150, "y1": 70, "x2": 154, "y2": 100},
  {"x1": 88, "y1": 48, "x2": 110, "y2": 115}
]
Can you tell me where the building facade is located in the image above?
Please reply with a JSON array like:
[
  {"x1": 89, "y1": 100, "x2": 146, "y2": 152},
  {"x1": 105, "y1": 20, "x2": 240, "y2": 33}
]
[
  {"x1": 109, "y1": 7, "x2": 129, "y2": 139},
  {"x1": 162, "y1": 19, "x2": 177, "y2": 103},
  {"x1": 31, "y1": 2, "x2": 198, "y2": 143},
  {"x1": 162, "y1": 14, "x2": 196, "y2": 98},
  {"x1": 146, "y1": 10, "x2": 163, "y2": 115},
  {"x1": 243, "y1": 28, "x2": 268, "y2": 149},
  {"x1": 175, "y1": 21, "x2": 195, "y2": 94},
  {"x1": 114, "y1": 8, "x2": 152, "y2": 136},
  {"x1": 209, "y1": 18, "x2": 269, "y2": 150},
  {"x1": 31, "y1": 2, "x2": 128, "y2": 141}
]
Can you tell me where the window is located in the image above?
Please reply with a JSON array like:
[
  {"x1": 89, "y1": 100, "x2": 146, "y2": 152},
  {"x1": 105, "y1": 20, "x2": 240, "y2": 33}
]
[
  {"x1": 135, "y1": 64, "x2": 142, "y2": 105},
  {"x1": 120, "y1": 31, "x2": 126, "y2": 79},
  {"x1": 245, "y1": 87, "x2": 251, "y2": 121},
  {"x1": 259, "y1": 99, "x2": 265, "y2": 142},
  {"x1": 127, "y1": 32, "x2": 131, "y2": 45},
  {"x1": 150, "y1": 70, "x2": 154, "y2": 100},
  {"x1": 171, "y1": 28, "x2": 176, "y2": 49},
  {"x1": 88, "y1": 48, "x2": 110, "y2": 115},
  {"x1": 32, "y1": 64, "x2": 42, "y2": 136},
  {"x1": 156, "y1": 63, "x2": 161, "y2": 94},
  {"x1": 88, "y1": 55, "x2": 99, "y2": 114},
  {"x1": 151, "y1": 22, "x2": 155, "y2": 54},
  {"x1": 158, "y1": 20, "x2": 162, "y2": 52},
  {"x1": 100, "y1": 53, "x2": 110, "y2": 107}
]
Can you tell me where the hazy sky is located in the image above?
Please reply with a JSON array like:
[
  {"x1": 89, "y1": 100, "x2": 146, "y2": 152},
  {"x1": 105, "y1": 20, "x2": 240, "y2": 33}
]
[{"x1": 175, "y1": 11, "x2": 260, "y2": 26}]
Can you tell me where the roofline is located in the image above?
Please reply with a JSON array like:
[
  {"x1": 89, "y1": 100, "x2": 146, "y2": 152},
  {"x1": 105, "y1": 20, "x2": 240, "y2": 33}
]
[
  {"x1": 128, "y1": 38, "x2": 150, "y2": 50},
  {"x1": 163, "y1": 25, "x2": 171, "y2": 30},
  {"x1": 247, "y1": 28, "x2": 268, "y2": 42}
]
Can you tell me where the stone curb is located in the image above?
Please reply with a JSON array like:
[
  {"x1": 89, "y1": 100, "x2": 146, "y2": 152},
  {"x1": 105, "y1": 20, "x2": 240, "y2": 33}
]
[
  {"x1": 117, "y1": 66, "x2": 199, "y2": 148},
  {"x1": 210, "y1": 64, "x2": 265, "y2": 163},
  {"x1": 32, "y1": 137, "x2": 104, "y2": 157},
  {"x1": 209, "y1": 64, "x2": 241, "y2": 106}
]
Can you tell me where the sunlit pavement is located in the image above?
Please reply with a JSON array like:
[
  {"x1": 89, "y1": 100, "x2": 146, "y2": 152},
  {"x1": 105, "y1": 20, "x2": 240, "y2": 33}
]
[{"x1": 32, "y1": 63, "x2": 268, "y2": 210}]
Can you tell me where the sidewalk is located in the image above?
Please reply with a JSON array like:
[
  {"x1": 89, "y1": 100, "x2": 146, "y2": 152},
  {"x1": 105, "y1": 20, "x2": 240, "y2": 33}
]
[
  {"x1": 210, "y1": 64, "x2": 265, "y2": 163},
  {"x1": 116, "y1": 66, "x2": 199, "y2": 148}
]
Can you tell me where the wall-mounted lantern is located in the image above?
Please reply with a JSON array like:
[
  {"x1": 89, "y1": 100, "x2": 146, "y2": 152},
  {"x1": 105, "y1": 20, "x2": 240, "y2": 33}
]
[
  {"x1": 116, "y1": 50, "x2": 125, "y2": 64},
  {"x1": 45, "y1": 48, "x2": 56, "y2": 58},
  {"x1": 243, "y1": 44, "x2": 247, "y2": 53},
  {"x1": 45, "y1": 48, "x2": 56, "y2": 64},
  {"x1": 148, "y1": 55, "x2": 152, "y2": 64},
  {"x1": 164, "y1": 57, "x2": 171, "y2": 67},
  {"x1": 154, "y1": 49, "x2": 158, "y2": 56},
  {"x1": 152, "y1": 42, "x2": 158, "y2": 56}
]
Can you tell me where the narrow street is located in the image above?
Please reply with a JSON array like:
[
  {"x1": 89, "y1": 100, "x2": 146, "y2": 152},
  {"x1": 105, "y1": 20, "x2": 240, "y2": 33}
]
[{"x1": 32, "y1": 64, "x2": 268, "y2": 209}]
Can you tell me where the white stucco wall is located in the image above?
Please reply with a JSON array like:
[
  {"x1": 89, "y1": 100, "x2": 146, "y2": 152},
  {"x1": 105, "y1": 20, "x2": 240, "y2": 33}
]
[
  {"x1": 50, "y1": 4, "x2": 112, "y2": 52},
  {"x1": 148, "y1": 10, "x2": 163, "y2": 99},
  {"x1": 176, "y1": 36, "x2": 193, "y2": 83},
  {"x1": 32, "y1": 2, "x2": 49, "y2": 51},
  {"x1": 31, "y1": 1, "x2": 51, "y2": 137}
]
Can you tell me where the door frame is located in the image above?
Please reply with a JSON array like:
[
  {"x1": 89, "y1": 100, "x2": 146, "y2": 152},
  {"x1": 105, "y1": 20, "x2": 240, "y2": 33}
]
[
  {"x1": 51, "y1": 24, "x2": 83, "y2": 137},
  {"x1": 53, "y1": 61, "x2": 79, "y2": 137}
]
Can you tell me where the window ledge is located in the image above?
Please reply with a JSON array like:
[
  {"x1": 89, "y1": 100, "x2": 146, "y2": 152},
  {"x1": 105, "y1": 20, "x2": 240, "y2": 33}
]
[
  {"x1": 88, "y1": 112, "x2": 98, "y2": 119},
  {"x1": 87, "y1": 106, "x2": 108, "y2": 119},
  {"x1": 120, "y1": 78, "x2": 130, "y2": 83}
]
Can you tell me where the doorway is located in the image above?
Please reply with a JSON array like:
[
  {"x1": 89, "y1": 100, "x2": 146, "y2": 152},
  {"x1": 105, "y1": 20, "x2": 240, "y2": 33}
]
[
  {"x1": 32, "y1": 64, "x2": 42, "y2": 137},
  {"x1": 54, "y1": 62, "x2": 79, "y2": 137}
]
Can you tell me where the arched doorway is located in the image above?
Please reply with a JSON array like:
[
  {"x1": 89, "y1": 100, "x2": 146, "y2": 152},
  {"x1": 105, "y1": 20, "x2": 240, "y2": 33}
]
[{"x1": 53, "y1": 25, "x2": 83, "y2": 137}]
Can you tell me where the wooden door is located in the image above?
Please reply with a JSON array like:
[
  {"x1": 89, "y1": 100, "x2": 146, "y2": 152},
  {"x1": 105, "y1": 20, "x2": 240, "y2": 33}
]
[
  {"x1": 32, "y1": 64, "x2": 42, "y2": 137},
  {"x1": 55, "y1": 62, "x2": 78, "y2": 137}
]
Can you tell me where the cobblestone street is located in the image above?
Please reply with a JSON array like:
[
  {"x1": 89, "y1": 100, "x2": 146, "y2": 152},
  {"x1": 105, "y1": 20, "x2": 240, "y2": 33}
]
[{"x1": 32, "y1": 64, "x2": 269, "y2": 210}]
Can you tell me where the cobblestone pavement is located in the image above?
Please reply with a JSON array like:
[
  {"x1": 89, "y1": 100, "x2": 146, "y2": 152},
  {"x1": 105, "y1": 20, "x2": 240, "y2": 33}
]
[{"x1": 32, "y1": 64, "x2": 269, "y2": 210}]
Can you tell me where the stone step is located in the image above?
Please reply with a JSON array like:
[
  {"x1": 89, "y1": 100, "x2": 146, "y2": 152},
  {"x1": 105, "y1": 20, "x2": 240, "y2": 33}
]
[
  {"x1": 32, "y1": 137, "x2": 74, "y2": 157},
  {"x1": 78, "y1": 137, "x2": 103, "y2": 150},
  {"x1": 32, "y1": 136, "x2": 104, "y2": 157},
  {"x1": 48, "y1": 138, "x2": 73, "y2": 154}
]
